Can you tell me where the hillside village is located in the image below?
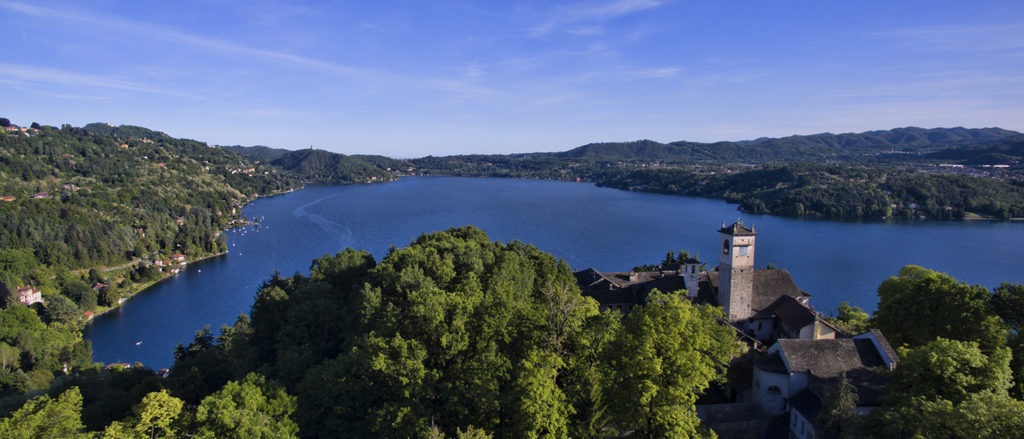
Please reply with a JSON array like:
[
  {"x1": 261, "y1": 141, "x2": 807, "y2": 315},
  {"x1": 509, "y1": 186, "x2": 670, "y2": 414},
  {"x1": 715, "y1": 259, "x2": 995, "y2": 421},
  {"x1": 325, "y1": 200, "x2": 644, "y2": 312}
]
[{"x1": 575, "y1": 222, "x2": 898, "y2": 438}]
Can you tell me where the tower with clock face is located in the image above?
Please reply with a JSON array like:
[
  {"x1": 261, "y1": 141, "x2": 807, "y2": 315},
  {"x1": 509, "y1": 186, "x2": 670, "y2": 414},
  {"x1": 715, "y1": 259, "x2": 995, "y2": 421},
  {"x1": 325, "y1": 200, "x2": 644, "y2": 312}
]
[{"x1": 718, "y1": 221, "x2": 756, "y2": 321}]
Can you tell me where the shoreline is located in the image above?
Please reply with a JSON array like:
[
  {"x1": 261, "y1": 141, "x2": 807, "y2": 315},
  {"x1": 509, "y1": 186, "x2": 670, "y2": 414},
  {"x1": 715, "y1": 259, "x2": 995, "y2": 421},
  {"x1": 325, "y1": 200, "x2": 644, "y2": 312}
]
[
  {"x1": 412, "y1": 173, "x2": 1024, "y2": 225},
  {"x1": 85, "y1": 251, "x2": 228, "y2": 323},
  {"x1": 81, "y1": 187, "x2": 308, "y2": 325}
]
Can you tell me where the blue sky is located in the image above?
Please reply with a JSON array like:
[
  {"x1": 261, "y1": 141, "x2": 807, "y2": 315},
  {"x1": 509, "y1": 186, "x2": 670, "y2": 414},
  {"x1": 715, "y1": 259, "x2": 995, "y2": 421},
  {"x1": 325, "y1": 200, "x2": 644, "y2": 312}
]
[{"x1": 3, "y1": 1, "x2": 1023, "y2": 157}]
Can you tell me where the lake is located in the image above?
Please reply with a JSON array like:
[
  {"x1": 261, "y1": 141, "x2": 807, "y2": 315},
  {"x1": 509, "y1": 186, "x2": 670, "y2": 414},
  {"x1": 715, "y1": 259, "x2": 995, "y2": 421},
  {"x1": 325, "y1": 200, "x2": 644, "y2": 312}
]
[{"x1": 84, "y1": 177, "x2": 1024, "y2": 369}]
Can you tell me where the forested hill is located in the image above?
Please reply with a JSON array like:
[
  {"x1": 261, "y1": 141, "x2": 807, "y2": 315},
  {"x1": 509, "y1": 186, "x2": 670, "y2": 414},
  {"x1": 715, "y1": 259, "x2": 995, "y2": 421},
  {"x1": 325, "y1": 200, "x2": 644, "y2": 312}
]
[
  {"x1": 0, "y1": 121, "x2": 304, "y2": 401},
  {"x1": 926, "y1": 135, "x2": 1024, "y2": 165},
  {"x1": 269, "y1": 149, "x2": 400, "y2": 184},
  {"x1": 1, "y1": 122, "x2": 296, "y2": 271},
  {"x1": 399, "y1": 127, "x2": 1024, "y2": 221},
  {"x1": 597, "y1": 164, "x2": 1024, "y2": 220},
  {"x1": 0, "y1": 119, "x2": 401, "y2": 405},
  {"x1": 218, "y1": 144, "x2": 291, "y2": 163},
  {"x1": 222, "y1": 145, "x2": 404, "y2": 184},
  {"x1": 560, "y1": 127, "x2": 1022, "y2": 163}
]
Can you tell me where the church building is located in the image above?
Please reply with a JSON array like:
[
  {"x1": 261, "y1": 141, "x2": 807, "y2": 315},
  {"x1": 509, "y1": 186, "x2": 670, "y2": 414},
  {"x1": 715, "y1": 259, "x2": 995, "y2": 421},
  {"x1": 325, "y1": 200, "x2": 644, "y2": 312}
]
[
  {"x1": 700, "y1": 221, "x2": 837, "y2": 343},
  {"x1": 575, "y1": 221, "x2": 837, "y2": 345}
]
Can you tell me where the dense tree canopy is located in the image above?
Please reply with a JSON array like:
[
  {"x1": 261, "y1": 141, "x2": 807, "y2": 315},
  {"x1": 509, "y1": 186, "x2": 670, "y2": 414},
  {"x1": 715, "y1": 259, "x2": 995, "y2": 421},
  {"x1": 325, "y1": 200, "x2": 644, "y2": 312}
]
[
  {"x1": 595, "y1": 164, "x2": 1024, "y2": 220},
  {"x1": 873, "y1": 265, "x2": 1006, "y2": 350},
  {"x1": 867, "y1": 338, "x2": 1018, "y2": 438},
  {"x1": 604, "y1": 291, "x2": 737, "y2": 438},
  {"x1": 194, "y1": 373, "x2": 298, "y2": 439},
  {"x1": 863, "y1": 269, "x2": 1024, "y2": 439},
  {"x1": 157, "y1": 227, "x2": 738, "y2": 438},
  {"x1": 101, "y1": 389, "x2": 184, "y2": 438},
  {"x1": 892, "y1": 338, "x2": 1012, "y2": 405},
  {"x1": 0, "y1": 387, "x2": 88, "y2": 438}
]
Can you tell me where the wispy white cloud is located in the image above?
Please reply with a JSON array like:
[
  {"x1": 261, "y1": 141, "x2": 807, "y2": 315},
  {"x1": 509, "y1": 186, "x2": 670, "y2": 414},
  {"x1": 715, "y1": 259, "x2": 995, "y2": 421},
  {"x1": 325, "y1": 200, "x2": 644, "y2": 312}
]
[
  {"x1": 0, "y1": 1, "x2": 500, "y2": 100},
  {"x1": 590, "y1": 67, "x2": 683, "y2": 81},
  {"x1": 872, "y1": 22, "x2": 1024, "y2": 54},
  {"x1": 462, "y1": 62, "x2": 486, "y2": 79},
  {"x1": 0, "y1": 1, "x2": 367, "y2": 77},
  {"x1": 582, "y1": 0, "x2": 664, "y2": 19},
  {"x1": 811, "y1": 69, "x2": 1024, "y2": 102},
  {"x1": 0, "y1": 62, "x2": 205, "y2": 99},
  {"x1": 565, "y1": 26, "x2": 604, "y2": 36},
  {"x1": 528, "y1": 0, "x2": 665, "y2": 37},
  {"x1": 223, "y1": 107, "x2": 313, "y2": 120},
  {"x1": 635, "y1": 67, "x2": 683, "y2": 79}
]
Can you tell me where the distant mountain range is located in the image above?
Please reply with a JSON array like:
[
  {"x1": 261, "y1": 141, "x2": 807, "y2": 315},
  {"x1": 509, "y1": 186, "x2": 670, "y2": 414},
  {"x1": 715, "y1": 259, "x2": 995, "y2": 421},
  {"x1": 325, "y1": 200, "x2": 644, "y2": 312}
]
[
  {"x1": 220, "y1": 126, "x2": 1023, "y2": 168},
  {"x1": 556, "y1": 127, "x2": 1023, "y2": 163},
  {"x1": 925, "y1": 135, "x2": 1024, "y2": 165}
]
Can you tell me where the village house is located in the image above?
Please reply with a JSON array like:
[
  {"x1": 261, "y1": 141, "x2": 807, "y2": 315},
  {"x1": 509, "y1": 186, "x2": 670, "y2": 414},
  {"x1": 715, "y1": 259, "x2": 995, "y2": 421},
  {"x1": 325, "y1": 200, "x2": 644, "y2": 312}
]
[
  {"x1": 700, "y1": 330, "x2": 897, "y2": 439},
  {"x1": 755, "y1": 330, "x2": 897, "y2": 439},
  {"x1": 574, "y1": 263, "x2": 697, "y2": 313},
  {"x1": 575, "y1": 221, "x2": 836, "y2": 346},
  {"x1": 575, "y1": 221, "x2": 892, "y2": 438},
  {"x1": 16, "y1": 286, "x2": 43, "y2": 306},
  {"x1": 747, "y1": 295, "x2": 839, "y2": 344}
]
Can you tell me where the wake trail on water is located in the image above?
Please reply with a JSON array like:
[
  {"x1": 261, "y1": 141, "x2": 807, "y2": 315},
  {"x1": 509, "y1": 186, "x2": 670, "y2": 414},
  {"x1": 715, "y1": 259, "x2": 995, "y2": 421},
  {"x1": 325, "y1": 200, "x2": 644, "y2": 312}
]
[{"x1": 292, "y1": 194, "x2": 356, "y2": 250}]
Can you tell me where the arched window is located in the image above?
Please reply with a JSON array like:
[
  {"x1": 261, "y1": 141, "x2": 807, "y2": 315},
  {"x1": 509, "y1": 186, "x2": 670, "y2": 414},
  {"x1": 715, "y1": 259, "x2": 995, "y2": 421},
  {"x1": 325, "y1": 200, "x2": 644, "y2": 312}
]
[
  {"x1": 722, "y1": 240, "x2": 730, "y2": 254},
  {"x1": 767, "y1": 385, "x2": 781, "y2": 395}
]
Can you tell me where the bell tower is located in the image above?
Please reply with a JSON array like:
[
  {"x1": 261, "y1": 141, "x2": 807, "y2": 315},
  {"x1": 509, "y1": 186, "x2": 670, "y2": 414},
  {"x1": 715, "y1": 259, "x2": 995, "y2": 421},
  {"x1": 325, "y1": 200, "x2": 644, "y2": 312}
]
[{"x1": 718, "y1": 221, "x2": 756, "y2": 321}]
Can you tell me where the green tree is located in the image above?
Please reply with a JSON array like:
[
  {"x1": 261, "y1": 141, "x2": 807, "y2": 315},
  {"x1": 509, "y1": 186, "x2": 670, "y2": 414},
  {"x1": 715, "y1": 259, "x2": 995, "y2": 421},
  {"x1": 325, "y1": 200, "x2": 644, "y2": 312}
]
[
  {"x1": 281, "y1": 228, "x2": 602, "y2": 437},
  {"x1": 43, "y1": 294, "x2": 80, "y2": 324},
  {"x1": 874, "y1": 265, "x2": 1006, "y2": 350},
  {"x1": 61, "y1": 276, "x2": 91, "y2": 303},
  {"x1": 662, "y1": 251, "x2": 676, "y2": 266},
  {"x1": 195, "y1": 372, "x2": 298, "y2": 439},
  {"x1": 136, "y1": 390, "x2": 185, "y2": 438},
  {"x1": 0, "y1": 387, "x2": 88, "y2": 438},
  {"x1": 817, "y1": 372, "x2": 860, "y2": 439},
  {"x1": 830, "y1": 301, "x2": 870, "y2": 335},
  {"x1": 167, "y1": 327, "x2": 233, "y2": 405},
  {"x1": 991, "y1": 282, "x2": 1024, "y2": 332},
  {"x1": 1008, "y1": 333, "x2": 1024, "y2": 398},
  {"x1": 508, "y1": 350, "x2": 571, "y2": 438},
  {"x1": 0, "y1": 342, "x2": 19, "y2": 372},
  {"x1": 950, "y1": 390, "x2": 1024, "y2": 438},
  {"x1": 604, "y1": 291, "x2": 738, "y2": 438},
  {"x1": 867, "y1": 390, "x2": 1024, "y2": 438},
  {"x1": 101, "y1": 389, "x2": 185, "y2": 439},
  {"x1": 564, "y1": 311, "x2": 621, "y2": 438},
  {"x1": 891, "y1": 338, "x2": 1012, "y2": 405},
  {"x1": 0, "y1": 248, "x2": 38, "y2": 283},
  {"x1": 78, "y1": 288, "x2": 98, "y2": 312}
]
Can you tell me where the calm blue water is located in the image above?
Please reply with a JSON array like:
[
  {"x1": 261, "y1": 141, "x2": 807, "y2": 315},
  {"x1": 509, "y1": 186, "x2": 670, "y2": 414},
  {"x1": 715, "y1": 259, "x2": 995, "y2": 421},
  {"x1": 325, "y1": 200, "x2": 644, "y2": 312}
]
[{"x1": 84, "y1": 177, "x2": 1024, "y2": 368}]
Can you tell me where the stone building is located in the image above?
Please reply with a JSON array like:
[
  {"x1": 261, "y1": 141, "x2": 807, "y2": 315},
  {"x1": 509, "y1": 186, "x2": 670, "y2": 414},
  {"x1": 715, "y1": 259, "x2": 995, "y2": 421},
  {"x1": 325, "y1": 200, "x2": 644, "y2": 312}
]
[
  {"x1": 575, "y1": 221, "x2": 836, "y2": 347},
  {"x1": 572, "y1": 220, "x2": 895, "y2": 438},
  {"x1": 16, "y1": 286, "x2": 43, "y2": 306},
  {"x1": 718, "y1": 222, "x2": 757, "y2": 321}
]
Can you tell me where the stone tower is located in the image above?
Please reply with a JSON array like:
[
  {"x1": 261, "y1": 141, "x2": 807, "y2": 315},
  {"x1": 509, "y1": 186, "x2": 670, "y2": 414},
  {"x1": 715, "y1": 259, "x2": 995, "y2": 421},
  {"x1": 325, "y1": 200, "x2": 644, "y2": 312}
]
[{"x1": 718, "y1": 221, "x2": 756, "y2": 321}]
